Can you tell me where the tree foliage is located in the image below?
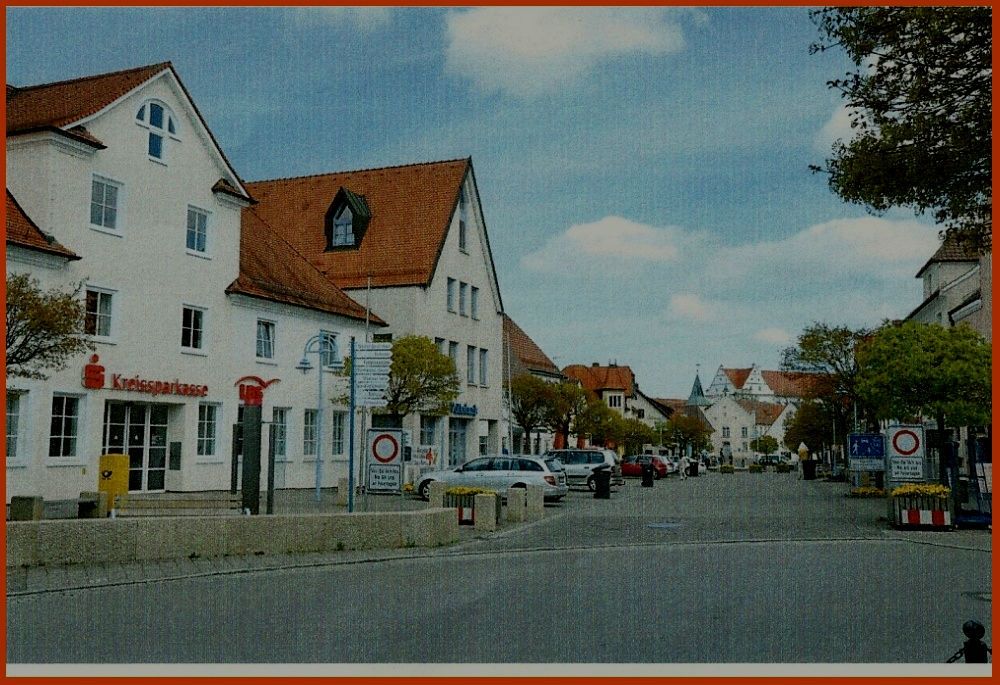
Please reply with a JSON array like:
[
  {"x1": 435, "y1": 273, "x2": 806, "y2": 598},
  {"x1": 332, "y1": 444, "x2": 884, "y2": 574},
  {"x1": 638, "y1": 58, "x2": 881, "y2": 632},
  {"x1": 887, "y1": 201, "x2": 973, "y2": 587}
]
[
  {"x1": 574, "y1": 399, "x2": 624, "y2": 447},
  {"x1": 541, "y1": 382, "x2": 588, "y2": 445},
  {"x1": 856, "y1": 321, "x2": 991, "y2": 428},
  {"x1": 6, "y1": 273, "x2": 93, "y2": 380},
  {"x1": 619, "y1": 418, "x2": 657, "y2": 455},
  {"x1": 383, "y1": 335, "x2": 460, "y2": 419},
  {"x1": 749, "y1": 435, "x2": 779, "y2": 457},
  {"x1": 665, "y1": 413, "x2": 713, "y2": 455},
  {"x1": 810, "y1": 7, "x2": 992, "y2": 249},
  {"x1": 783, "y1": 401, "x2": 835, "y2": 453},
  {"x1": 509, "y1": 374, "x2": 551, "y2": 453}
]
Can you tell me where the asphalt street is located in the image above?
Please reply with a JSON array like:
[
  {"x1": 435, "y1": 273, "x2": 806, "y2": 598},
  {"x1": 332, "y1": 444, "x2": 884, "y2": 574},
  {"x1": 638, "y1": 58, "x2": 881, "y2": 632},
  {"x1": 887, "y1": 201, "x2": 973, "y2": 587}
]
[{"x1": 6, "y1": 472, "x2": 992, "y2": 665}]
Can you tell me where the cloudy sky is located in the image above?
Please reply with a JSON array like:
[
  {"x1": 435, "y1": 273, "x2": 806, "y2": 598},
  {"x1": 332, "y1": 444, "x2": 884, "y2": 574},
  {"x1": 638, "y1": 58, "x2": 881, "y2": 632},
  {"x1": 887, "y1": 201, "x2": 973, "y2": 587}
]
[{"x1": 6, "y1": 7, "x2": 941, "y2": 397}]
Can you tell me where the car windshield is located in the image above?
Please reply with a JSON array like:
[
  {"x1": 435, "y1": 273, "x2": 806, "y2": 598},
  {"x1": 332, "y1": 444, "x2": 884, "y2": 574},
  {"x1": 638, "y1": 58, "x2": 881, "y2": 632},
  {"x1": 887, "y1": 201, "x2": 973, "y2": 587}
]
[{"x1": 544, "y1": 458, "x2": 564, "y2": 472}]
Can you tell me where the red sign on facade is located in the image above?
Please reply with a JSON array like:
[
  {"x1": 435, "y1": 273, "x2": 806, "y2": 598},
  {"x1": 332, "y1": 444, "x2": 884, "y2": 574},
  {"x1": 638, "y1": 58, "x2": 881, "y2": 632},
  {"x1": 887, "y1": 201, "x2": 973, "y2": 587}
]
[
  {"x1": 235, "y1": 376, "x2": 279, "y2": 406},
  {"x1": 81, "y1": 355, "x2": 208, "y2": 396}
]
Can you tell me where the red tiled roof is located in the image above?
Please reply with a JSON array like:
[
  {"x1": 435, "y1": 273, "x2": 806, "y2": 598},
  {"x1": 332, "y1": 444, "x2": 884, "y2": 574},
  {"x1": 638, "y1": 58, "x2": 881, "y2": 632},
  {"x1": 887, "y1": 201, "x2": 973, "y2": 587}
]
[
  {"x1": 227, "y1": 209, "x2": 385, "y2": 324},
  {"x1": 7, "y1": 63, "x2": 171, "y2": 133},
  {"x1": 915, "y1": 235, "x2": 980, "y2": 277},
  {"x1": 246, "y1": 159, "x2": 470, "y2": 289},
  {"x1": 654, "y1": 398, "x2": 687, "y2": 414},
  {"x1": 723, "y1": 367, "x2": 752, "y2": 389},
  {"x1": 503, "y1": 315, "x2": 561, "y2": 378},
  {"x1": 562, "y1": 364, "x2": 636, "y2": 396},
  {"x1": 760, "y1": 370, "x2": 820, "y2": 398},
  {"x1": 5, "y1": 190, "x2": 79, "y2": 260},
  {"x1": 735, "y1": 399, "x2": 786, "y2": 426},
  {"x1": 7, "y1": 62, "x2": 252, "y2": 202}
]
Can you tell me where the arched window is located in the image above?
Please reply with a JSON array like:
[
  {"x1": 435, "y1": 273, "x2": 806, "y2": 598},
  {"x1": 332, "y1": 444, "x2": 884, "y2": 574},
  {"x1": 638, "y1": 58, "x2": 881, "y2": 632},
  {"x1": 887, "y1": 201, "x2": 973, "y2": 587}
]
[
  {"x1": 332, "y1": 207, "x2": 354, "y2": 246},
  {"x1": 136, "y1": 101, "x2": 178, "y2": 161}
]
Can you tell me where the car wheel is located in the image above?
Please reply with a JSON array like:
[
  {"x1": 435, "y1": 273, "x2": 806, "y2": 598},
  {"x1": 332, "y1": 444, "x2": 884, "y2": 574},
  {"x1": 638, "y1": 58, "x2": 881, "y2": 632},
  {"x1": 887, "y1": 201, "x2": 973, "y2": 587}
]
[
  {"x1": 418, "y1": 480, "x2": 432, "y2": 501},
  {"x1": 587, "y1": 476, "x2": 596, "y2": 491}
]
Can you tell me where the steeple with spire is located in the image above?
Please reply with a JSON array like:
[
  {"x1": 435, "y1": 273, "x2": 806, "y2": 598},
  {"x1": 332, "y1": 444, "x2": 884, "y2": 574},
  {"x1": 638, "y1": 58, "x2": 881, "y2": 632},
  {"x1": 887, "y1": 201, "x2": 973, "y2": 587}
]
[{"x1": 687, "y1": 364, "x2": 711, "y2": 407}]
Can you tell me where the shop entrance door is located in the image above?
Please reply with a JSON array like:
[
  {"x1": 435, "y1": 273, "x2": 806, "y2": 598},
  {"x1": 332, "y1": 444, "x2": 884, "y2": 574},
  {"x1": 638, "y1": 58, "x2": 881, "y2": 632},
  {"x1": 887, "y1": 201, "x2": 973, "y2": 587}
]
[
  {"x1": 448, "y1": 418, "x2": 468, "y2": 466},
  {"x1": 103, "y1": 401, "x2": 169, "y2": 491}
]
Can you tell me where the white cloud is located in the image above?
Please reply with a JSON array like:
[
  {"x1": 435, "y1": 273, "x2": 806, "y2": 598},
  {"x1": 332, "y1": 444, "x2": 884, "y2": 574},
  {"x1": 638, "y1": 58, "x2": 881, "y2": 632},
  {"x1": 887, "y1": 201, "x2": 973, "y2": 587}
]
[
  {"x1": 445, "y1": 8, "x2": 686, "y2": 96},
  {"x1": 668, "y1": 293, "x2": 716, "y2": 322},
  {"x1": 293, "y1": 7, "x2": 393, "y2": 31},
  {"x1": 753, "y1": 328, "x2": 792, "y2": 345},
  {"x1": 814, "y1": 105, "x2": 865, "y2": 152},
  {"x1": 521, "y1": 216, "x2": 684, "y2": 272}
]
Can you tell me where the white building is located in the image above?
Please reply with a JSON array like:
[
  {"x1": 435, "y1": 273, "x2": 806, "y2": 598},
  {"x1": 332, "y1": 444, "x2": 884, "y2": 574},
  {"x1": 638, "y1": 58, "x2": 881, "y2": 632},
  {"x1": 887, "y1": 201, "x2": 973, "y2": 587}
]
[
  {"x1": 6, "y1": 63, "x2": 378, "y2": 501},
  {"x1": 908, "y1": 236, "x2": 991, "y2": 340},
  {"x1": 246, "y1": 158, "x2": 505, "y2": 468},
  {"x1": 700, "y1": 396, "x2": 794, "y2": 467}
]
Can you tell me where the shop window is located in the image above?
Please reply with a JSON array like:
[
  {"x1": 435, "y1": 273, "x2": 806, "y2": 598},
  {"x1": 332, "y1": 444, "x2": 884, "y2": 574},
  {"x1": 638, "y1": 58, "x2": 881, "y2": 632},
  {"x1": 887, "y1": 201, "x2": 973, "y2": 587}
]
[
  {"x1": 272, "y1": 408, "x2": 288, "y2": 459},
  {"x1": 420, "y1": 415, "x2": 438, "y2": 446},
  {"x1": 331, "y1": 411, "x2": 345, "y2": 455}
]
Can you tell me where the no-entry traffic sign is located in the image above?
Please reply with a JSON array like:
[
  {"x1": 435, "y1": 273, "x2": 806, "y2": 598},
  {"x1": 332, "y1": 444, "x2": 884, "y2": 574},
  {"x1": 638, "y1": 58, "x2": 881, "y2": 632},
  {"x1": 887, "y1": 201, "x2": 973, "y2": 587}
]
[
  {"x1": 369, "y1": 430, "x2": 401, "y2": 464},
  {"x1": 887, "y1": 425, "x2": 924, "y2": 458}
]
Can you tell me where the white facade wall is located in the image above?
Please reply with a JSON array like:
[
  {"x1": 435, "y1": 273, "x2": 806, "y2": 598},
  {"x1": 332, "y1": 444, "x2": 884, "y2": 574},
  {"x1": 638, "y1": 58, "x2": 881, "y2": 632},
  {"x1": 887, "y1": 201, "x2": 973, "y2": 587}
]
[
  {"x1": 5, "y1": 73, "x2": 371, "y2": 501},
  {"x1": 342, "y1": 174, "x2": 504, "y2": 467},
  {"x1": 700, "y1": 397, "x2": 793, "y2": 467},
  {"x1": 913, "y1": 261, "x2": 981, "y2": 327}
]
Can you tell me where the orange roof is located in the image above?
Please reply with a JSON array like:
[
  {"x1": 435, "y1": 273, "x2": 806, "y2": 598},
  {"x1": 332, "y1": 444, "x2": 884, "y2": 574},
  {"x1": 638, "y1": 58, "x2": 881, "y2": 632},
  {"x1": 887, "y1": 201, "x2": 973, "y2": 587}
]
[
  {"x1": 654, "y1": 398, "x2": 687, "y2": 414},
  {"x1": 246, "y1": 159, "x2": 471, "y2": 289},
  {"x1": 5, "y1": 190, "x2": 79, "y2": 260},
  {"x1": 503, "y1": 315, "x2": 561, "y2": 378},
  {"x1": 562, "y1": 364, "x2": 636, "y2": 396},
  {"x1": 7, "y1": 62, "x2": 251, "y2": 202},
  {"x1": 735, "y1": 399, "x2": 786, "y2": 426},
  {"x1": 723, "y1": 367, "x2": 752, "y2": 389},
  {"x1": 227, "y1": 209, "x2": 385, "y2": 325},
  {"x1": 760, "y1": 370, "x2": 820, "y2": 398}
]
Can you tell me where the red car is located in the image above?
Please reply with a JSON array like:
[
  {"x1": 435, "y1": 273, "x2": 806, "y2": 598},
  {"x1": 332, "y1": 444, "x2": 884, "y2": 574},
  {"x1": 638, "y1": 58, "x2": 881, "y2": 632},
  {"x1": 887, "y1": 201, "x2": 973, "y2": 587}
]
[{"x1": 621, "y1": 454, "x2": 668, "y2": 479}]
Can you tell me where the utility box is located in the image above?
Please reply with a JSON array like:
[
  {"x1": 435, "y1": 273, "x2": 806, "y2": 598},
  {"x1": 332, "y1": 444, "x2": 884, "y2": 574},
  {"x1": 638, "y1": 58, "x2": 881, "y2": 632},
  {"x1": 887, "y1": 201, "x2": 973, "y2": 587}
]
[{"x1": 98, "y1": 453, "x2": 129, "y2": 510}]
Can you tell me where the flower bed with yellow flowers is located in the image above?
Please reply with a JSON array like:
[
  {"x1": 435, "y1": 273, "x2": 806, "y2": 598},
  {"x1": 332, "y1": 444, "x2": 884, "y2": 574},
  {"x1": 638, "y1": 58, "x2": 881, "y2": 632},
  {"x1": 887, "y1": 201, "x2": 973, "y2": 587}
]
[
  {"x1": 888, "y1": 483, "x2": 952, "y2": 528},
  {"x1": 889, "y1": 483, "x2": 950, "y2": 499},
  {"x1": 848, "y1": 486, "x2": 885, "y2": 498}
]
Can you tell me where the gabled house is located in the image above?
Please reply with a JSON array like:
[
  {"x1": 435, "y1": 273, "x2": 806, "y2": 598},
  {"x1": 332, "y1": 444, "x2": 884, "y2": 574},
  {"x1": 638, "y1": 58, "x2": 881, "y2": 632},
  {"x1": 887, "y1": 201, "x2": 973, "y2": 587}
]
[
  {"x1": 908, "y1": 236, "x2": 991, "y2": 340},
  {"x1": 502, "y1": 314, "x2": 563, "y2": 454},
  {"x1": 246, "y1": 158, "x2": 505, "y2": 466},
  {"x1": 5, "y1": 62, "x2": 376, "y2": 501},
  {"x1": 700, "y1": 395, "x2": 794, "y2": 467},
  {"x1": 704, "y1": 363, "x2": 818, "y2": 406}
]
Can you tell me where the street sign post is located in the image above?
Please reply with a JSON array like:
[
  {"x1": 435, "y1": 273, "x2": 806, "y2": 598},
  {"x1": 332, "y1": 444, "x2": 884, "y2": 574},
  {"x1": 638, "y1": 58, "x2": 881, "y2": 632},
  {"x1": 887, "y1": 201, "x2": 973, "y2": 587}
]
[
  {"x1": 353, "y1": 343, "x2": 391, "y2": 409},
  {"x1": 885, "y1": 424, "x2": 926, "y2": 484},
  {"x1": 366, "y1": 429, "x2": 402, "y2": 492}
]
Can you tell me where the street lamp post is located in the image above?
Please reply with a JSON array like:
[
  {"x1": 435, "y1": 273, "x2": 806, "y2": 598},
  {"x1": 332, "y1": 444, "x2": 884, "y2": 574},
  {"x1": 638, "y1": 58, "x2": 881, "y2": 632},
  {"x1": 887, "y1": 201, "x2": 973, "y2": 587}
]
[{"x1": 296, "y1": 333, "x2": 342, "y2": 502}]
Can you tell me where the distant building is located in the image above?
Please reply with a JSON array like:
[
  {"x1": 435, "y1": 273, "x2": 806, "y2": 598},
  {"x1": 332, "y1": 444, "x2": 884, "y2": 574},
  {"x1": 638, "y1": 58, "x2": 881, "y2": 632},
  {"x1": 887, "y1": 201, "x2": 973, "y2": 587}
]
[
  {"x1": 561, "y1": 362, "x2": 669, "y2": 429},
  {"x1": 907, "y1": 236, "x2": 991, "y2": 341},
  {"x1": 502, "y1": 314, "x2": 563, "y2": 454}
]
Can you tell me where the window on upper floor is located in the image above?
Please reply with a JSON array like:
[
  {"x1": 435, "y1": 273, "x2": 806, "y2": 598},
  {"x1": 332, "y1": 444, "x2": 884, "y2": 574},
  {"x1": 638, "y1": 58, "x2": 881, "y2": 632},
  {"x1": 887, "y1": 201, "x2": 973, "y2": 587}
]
[
  {"x1": 607, "y1": 394, "x2": 622, "y2": 409},
  {"x1": 186, "y1": 207, "x2": 209, "y2": 255},
  {"x1": 447, "y1": 278, "x2": 456, "y2": 313},
  {"x1": 479, "y1": 348, "x2": 488, "y2": 386},
  {"x1": 459, "y1": 190, "x2": 469, "y2": 252},
  {"x1": 471, "y1": 286, "x2": 480, "y2": 320},
  {"x1": 466, "y1": 346, "x2": 476, "y2": 385},
  {"x1": 459, "y1": 282, "x2": 468, "y2": 317},
  {"x1": 84, "y1": 287, "x2": 115, "y2": 339},
  {"x1": 722, "y1": 426, "x2": 730, "y2": 438},
  {"x1": 435, "y1": 337, "x2": 446, "y2": 356},
  {"x1": 332, "y1": 206, "x2": 354, "y2": 246},
  {"x1": 741, "y1": 427, "x2": 748, "y2": 438},
  {"x1": 256, "y1": 319, "x2": 275, "y2": 360},
  {"x1": 90, "y1": 176, "x2": 122, "y2": 232},
  {"x1": 136, "y1": 101, "x2": 178, "y2": 162},
  {"x1": 448, "y1": 341, "x2": 459, "y2": 368},
  {"x1": 181, "y1": 305, "x2": 205, "y2": 352}
]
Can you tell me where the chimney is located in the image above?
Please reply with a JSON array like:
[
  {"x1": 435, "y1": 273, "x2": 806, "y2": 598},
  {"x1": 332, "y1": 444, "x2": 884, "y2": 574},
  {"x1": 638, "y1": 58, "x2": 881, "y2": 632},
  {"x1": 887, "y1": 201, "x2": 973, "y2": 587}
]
[{"x1": 592, "y1": 362, "x2": 599, "y2": 367}]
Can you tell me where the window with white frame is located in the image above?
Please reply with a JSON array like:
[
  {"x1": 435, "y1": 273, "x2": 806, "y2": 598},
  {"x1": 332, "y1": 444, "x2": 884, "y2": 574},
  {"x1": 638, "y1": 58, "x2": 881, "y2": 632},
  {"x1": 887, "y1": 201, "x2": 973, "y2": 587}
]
[
  {"x1": 84, "y1": 287, "x2": 114, "y2": 338},
  {"x1": 256, "y1": 320, "x2": 275, "y2": 359},
  {"x1": 466, "y1": 345, "x2": 476, "y2": 384},
  {"x1": 420, "y1": 415, "x2": 437, "y2": 446},
  {"x1": 448, "y1": 341, "x2": 458, "y2": 368},
  {"x1": 186, "y1": 207, "x2": 209, "y2": 254},
  {"x1": 6, "y1": 391, "x2": 24, "y2": 461},
  {"x1": 303, "y1": 409, "x2": 317, "y2": 456},
  {"x1": 459, "y1": 282, "x2": 468, "y2": 316},
  {"x1": 197, "y1": 403, "x2": 218, "y2": 456},
  {"x1": 319, "y1": 331, "x2": 338, "y2": 368},
  {"x1": 471, "y1": 286, "x2": 479, "y2": 320},
  {"x1": 49, "y1": 394, "x2": 81, "y2": 457},
  {"x1": 330, "y1": 411, "x2": 345, "y2": 455},
  {"x1": 459, "y1": 191, "x2": 468, "y2": 252},
  {"x1": 136, "y1": 100, "x2": 177, "y2": 161},
  {"x1": 607, "y1": 394, "x2": 622, "y2": 408},
  {"x1": 90, "y1": 176, "x2": 121, "y2": 231},
  {"x1": 181, "y1": 306, "x2": 205, "y2": 351},
  {"x1": 332, "y1": 206, "x2": 354, "y2": 246},
  {"x1": 741, "y1": 426, "x2": 748, "y2": 438},
  {"x1": 479, "y1": 349, "x2": 488, "y2": 386},
  {"x1": 447, "y1": 278, "x2": 456, "y2": 313},
  {"x1": 722, "y1": 426, "x2": 730, "y2": 439},
  {"x1": 272, "y1": 408, "x2": 288, "y2": 459}
]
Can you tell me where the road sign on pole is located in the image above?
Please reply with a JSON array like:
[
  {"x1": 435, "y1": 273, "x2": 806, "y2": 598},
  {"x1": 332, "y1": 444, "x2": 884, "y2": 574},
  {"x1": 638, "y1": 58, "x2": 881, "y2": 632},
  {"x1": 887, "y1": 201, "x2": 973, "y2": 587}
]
[
  {"x1": 885, "y1": 424, "x2": 926, "y2": 484},
  {"x1": 366, "y1": 429, "x2": 402, "y2": 492},
  {"x1": 848, "y1": 433, "x2": 886, "y2": 471}
]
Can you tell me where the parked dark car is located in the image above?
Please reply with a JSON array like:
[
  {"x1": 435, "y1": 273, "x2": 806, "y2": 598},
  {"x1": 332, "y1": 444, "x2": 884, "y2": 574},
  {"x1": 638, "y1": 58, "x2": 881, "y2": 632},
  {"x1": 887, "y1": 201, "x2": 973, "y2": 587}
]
[{"x1": 621, "y1": 454, "x2": 668, "y2": 479}]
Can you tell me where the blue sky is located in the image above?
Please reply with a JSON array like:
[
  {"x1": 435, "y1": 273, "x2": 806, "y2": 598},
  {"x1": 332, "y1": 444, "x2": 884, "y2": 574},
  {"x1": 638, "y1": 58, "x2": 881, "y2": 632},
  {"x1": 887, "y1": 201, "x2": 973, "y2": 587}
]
[{"x1": 6, "y1": 6, "x2": 941, "y2": 397}]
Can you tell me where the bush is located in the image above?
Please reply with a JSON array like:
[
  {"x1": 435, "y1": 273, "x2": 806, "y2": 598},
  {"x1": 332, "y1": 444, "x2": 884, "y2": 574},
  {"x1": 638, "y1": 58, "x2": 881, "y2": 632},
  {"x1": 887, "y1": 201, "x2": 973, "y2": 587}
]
[
  {"x1": 748, "y1": 464, "x2": 763, "y2": 473},
  {"x1": 775, "y1": 463, "x2": 792, "y2": 473},
  {"x1": 720, "y1": 464, "x2": 735, "y2": 474}
]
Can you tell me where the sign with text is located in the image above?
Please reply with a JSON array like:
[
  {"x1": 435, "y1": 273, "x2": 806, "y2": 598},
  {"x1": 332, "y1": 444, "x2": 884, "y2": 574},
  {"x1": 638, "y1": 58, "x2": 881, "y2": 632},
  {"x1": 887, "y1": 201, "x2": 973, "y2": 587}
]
[
  {"x1": 366, "y1": 464, "x2": 401, "y2": 492},
  {"x1": 889, "y1": 458, "x2": 924, "y2": 482},
  {"x1": 848, "y1": 433, "x2": 885, "y2": 471},
  {"x1": 368, "y1": 429, "x2": 402, "y2": 464}
]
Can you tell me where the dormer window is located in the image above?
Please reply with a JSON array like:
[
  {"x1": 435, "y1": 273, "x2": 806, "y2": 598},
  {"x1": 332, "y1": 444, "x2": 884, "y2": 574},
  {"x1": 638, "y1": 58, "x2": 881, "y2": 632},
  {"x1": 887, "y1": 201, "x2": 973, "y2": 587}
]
[
  {"x1": 136, "y1": 101, "x2": 178, "y2": 161},
  {"x1": 324, "y1": 186, "x2": 371, "y2": 250},
  {"x1": 332, "y1": 207, "x2": 354, "y2": 246}
]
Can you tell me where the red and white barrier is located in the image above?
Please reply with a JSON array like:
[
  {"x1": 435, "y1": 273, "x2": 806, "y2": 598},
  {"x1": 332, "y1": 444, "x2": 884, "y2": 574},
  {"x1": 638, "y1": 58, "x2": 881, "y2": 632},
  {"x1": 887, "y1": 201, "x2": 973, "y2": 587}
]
[{"x1": 902, "y1": 508, "x2": 951, "y2": 527}]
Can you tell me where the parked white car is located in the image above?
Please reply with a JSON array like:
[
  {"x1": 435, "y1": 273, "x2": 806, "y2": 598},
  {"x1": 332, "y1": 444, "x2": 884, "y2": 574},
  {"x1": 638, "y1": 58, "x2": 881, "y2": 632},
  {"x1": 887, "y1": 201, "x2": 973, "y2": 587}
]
[
  {"x1": 543, "y1": 448, "x2": 624, "y2": 490},
  {"x1": 417, "y1": 455, "x2": 569, "y2": 501}
]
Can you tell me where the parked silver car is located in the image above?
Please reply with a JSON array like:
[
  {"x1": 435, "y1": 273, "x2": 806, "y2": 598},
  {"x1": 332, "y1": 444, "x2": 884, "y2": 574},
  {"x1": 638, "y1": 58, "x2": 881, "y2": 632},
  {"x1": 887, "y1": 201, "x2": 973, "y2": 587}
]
[
  {"x1": 543, "y1": 448, "x2": 624, "y2": 490},
  {"x1": 417, "y1": 455, "x2": 569, "y2": 501}
]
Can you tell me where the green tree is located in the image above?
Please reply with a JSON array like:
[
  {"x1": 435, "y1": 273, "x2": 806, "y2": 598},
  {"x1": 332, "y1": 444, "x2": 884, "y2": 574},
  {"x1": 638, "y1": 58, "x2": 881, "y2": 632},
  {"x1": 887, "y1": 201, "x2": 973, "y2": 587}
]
[
  {"x1": 666, "y1": 413, "x2": 712, "y2": 456},
  {"x1": 574, "y1": 399, "x2": 622, "y2": 448},
  {"x1": 382, "y1": 335, "x2": 460, "y2": 422},
  {"x1": 541, "y1": 381, "x2": 588, "y2": 449},
  {"x1": 620, "y1": 418, "x2": 657, "y2": 455},
  {"x1": 749, "y1": 435, "x2": 779, "y2": 457},
  {"x1": 810, "y1": 7, "x2": 992, "y2": 249},
  {"x1": 5, "y1": 273, "x2": 93, "y2": 379},
  {"x1": 856, "y1": 321, "x2": 991, "y2": 431},
  {"x1": 509, "y1": 374, "x2": 551, "y2": 454},
  {"x1": 783, "y1": 401, "x2": 835, "y2": 454}
]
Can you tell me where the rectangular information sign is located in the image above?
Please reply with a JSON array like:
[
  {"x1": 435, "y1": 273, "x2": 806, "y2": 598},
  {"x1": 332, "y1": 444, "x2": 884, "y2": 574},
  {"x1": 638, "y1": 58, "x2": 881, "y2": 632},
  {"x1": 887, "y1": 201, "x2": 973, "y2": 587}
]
[
  {"x1": 367, "y1": 464, "x2": 401, "y2": 492},
  {"x1": 889, "y1": 458, "x2": 924, "y2": 481},
  {"x1": 849, "y1": 433, "x2": 886, "y2": 472}
]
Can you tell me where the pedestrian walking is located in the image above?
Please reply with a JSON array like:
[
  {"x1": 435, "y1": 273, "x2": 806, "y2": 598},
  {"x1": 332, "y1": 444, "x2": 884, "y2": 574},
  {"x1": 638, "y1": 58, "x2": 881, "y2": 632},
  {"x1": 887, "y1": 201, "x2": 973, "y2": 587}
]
[{"x1": 679, "y1": 455, "x2": 690, "y2": 480}]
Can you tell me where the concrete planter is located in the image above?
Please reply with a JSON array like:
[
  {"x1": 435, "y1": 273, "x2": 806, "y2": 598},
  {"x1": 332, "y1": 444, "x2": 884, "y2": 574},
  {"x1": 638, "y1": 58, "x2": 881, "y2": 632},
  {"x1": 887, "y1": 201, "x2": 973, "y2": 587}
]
[{"x1": 443, "y1": 492, "x2": 501, "y2": 526}]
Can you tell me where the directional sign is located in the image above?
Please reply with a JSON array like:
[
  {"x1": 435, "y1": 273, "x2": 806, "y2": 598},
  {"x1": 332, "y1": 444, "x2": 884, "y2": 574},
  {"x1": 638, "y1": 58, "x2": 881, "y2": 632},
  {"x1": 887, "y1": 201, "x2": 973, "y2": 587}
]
[
  {"x1": 357, "y1": 342, "x2": 392, "y2": 352},
  {"x1": 848, "y1": 433, "x2": 885, "y2": 472}
]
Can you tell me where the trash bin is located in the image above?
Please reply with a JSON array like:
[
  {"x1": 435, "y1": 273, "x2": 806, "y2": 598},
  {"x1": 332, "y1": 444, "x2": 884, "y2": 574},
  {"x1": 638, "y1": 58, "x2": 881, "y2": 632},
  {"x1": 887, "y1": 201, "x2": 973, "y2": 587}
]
[
  {"x1": 641, "y1": 463, "x2": 654, "y2": 488},
  {"x1": 802, "y1": 460, "x2": 817, "y2": 480},
  {"x1": 688, "y1": 461, "x2": 699, "y2": 477},
  {"x1": 593, "y1": 468, "x2": 612, "y2": 499}
]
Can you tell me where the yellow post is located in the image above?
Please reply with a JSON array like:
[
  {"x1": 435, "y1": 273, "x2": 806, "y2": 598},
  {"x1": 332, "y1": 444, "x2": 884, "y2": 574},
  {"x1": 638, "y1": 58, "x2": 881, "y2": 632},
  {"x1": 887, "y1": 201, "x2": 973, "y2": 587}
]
[{"x1": 98, "y1": 454, "x2": 129, "y2": 511}]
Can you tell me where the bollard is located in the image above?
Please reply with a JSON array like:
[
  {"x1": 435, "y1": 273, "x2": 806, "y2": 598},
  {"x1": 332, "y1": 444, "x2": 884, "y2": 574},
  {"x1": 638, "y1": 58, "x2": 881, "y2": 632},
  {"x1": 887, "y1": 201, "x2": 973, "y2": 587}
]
[
  {"x1": 524, "y1": 484, "x2": 544, "y2": 520},
  {"x1": 473, "y1": 493, "x2": 498, "y2": 533},
  {"x1": 641, "y1": 464, "x2": 654, "y2": 488},
  {"x1": 506, "y1": 488, "x2": 526, "y2": 522},
  {"x1": 962, "y1": 620, "x2": 989, "y2": 663},
  {"x1": 593, "y1": 469, "x2": 611, "y2": 499},
  {"x1": 335, "y1": 478, "x2": 349, "y2": 506},
  {"x1": 9, "y1": 496, "x2": 44, "y2": 521},
  {"x1": 428, "y1": 481, "x2": 446, "y2": 509}
]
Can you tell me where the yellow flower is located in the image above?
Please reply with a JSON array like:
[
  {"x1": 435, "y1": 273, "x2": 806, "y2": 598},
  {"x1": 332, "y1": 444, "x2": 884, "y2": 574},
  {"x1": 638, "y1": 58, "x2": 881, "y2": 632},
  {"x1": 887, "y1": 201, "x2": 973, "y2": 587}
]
[
  {"x1": 890, "y1": 483, "x2": 950, "y2": 499},
  {"x1": 444, "y1": 486, "x2": 497, "y2": 496}
]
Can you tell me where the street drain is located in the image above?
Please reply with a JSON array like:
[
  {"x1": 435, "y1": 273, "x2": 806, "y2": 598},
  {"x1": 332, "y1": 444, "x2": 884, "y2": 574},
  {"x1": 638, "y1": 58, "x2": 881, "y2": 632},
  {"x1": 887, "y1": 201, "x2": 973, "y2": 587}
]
[{"x1": 647, "y1": 522, "x2": 681, "y2": 530}]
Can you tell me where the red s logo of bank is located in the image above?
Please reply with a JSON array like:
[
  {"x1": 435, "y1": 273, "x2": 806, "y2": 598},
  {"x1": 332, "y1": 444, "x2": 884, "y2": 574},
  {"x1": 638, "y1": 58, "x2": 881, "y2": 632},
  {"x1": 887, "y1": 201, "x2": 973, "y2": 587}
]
[{"x1": 83, "y1": 354, "x2": 105, "y2": 389}]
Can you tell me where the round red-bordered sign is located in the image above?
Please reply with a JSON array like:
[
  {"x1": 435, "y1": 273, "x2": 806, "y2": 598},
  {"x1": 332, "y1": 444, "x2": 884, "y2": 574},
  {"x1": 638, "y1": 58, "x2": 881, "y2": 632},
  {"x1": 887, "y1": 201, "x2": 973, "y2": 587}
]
[
  {"x1": 371, "y1": 433, "x2": 400, "y2": 464},
  {"x1": 892, "y1": 429, "x2": 920, "y2": 456}
]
